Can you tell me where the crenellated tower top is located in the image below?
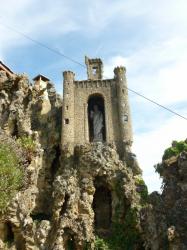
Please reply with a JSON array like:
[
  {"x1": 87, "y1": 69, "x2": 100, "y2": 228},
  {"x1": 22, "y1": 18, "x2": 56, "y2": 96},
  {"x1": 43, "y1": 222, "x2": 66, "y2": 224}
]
[
  {"x1": 61, "y1": 57, "x2": 133, "y2": 159},
  {"x1": 114, "y1": 66, "x2": 126, "y2": 78},
  {"x1": 85, "y1": 56, "x2": 103, "y2": 80}
]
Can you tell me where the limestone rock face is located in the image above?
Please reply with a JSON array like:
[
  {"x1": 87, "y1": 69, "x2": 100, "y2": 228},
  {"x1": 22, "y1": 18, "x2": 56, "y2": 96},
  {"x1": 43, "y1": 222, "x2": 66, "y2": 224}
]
[
  {"x1": 141, "y1": 152, "x2": 187, "y2": 250},
  {"x1": 0, "y1": 74, "x2": 145, "y2": 249},
  {"x1": 1, "y1": 70, "x2": 186, "y2": 250},
  {"x1": 47, "y1": 143, "x2": 145, "y2": 249},
  {"x1": 0, "y1": 72, "x2": 62, "y2": 250}
]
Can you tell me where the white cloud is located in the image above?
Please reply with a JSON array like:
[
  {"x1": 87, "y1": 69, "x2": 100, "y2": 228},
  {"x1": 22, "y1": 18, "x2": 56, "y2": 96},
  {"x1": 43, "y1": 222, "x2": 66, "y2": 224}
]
[
  {"x1": 0, "y1": 0, "x2": 79, "y2": 55},
  {"x1": 104, "y1": 56, "x2": 129, "y2": 78},
  {"x1": 104, "y1": 35, "x2": 187, "y2": 107},
  {"x1": 0, "y1": 49, "x2": 4, "y2": 61},
  {"x1": 104, "y1": 37, "x2": 187, "y2": 192},
  {"x1": 132, "y1": 111, "x2": 187, "y2": 193}
]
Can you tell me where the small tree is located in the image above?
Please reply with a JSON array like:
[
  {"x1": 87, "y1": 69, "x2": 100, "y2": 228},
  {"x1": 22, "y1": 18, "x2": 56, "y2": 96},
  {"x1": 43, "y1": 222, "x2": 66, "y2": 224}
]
[{"x1": 0, "y1": 134, "x2": 25, "y2": 212}]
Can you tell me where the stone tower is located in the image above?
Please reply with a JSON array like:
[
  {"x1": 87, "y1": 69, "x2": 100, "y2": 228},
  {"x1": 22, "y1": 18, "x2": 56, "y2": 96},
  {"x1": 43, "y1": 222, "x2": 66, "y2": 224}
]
[
  {"x1": 56, "y1": 58, "x2": 143, "y2": 249},
  {"x1": 61, "y1": 56, "x2": 133, "y2": 158}
]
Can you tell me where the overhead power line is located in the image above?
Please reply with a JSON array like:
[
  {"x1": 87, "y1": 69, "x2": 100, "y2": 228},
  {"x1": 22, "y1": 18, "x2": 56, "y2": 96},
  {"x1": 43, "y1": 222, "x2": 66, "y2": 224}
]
[
  {"x1": 0, "y1": 21, "x2": 187, "y2": 121},
  {"x1": 0, "y1": 22, "x2": 85, "y2": 68},
  {"x1": 126, "y1": 87, "x2": 187, "y2": 121}
]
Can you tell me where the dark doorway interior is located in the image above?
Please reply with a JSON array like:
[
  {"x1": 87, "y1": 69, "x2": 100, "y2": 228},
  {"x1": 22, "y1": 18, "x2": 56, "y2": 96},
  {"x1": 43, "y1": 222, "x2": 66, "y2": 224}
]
[
  {"x1": 60, "y1": 194, "x2": 70, "y2": 216},
  {"x1": 4, "y1": 222, "x2": 14, "y2": 243},
  {"x1": 64, "y1": 228, "x2": 76, "y2": 250},
  {"x1": 87, "y1": 94, "x2": 106, "y2": 142},
  {"x1": 93, "y1": 184, "x2": 112, "y2": 237}
]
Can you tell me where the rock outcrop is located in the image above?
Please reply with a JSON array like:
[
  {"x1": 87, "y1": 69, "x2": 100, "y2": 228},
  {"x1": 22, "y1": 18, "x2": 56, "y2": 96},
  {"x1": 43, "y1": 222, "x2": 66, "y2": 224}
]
[
  {"x1": 0, "y1": 71, "x2": 147, "y2": 249},
  {"x1": 0, "y1": 71, "x2": 62, "y2": 250},
  {"x1": 0, "y1": 70, "x2": 186, "y2": 250},
  {"x1": 141, "y1": 151, "x2": 187, "y2": 250}
]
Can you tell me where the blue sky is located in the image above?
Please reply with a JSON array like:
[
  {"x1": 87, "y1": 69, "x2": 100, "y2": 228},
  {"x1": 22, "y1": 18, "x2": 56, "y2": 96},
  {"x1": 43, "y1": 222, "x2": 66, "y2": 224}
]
[{"x1": 1, "y1": 0, "x2": 187, "y2": 192}]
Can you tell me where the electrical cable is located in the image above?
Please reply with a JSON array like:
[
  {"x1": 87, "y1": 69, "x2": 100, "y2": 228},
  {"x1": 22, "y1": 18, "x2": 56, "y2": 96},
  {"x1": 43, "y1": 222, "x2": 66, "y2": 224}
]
[{"x1": 0, "y1": 21, "x2": 187, "y2": 121}]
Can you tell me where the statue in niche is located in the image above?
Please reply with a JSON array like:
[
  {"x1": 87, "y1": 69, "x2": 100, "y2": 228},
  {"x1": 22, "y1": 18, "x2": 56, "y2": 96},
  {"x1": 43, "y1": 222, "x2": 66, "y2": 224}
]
[{"x1": 90, "y1": 105, "x2": 103, "y2": 142}]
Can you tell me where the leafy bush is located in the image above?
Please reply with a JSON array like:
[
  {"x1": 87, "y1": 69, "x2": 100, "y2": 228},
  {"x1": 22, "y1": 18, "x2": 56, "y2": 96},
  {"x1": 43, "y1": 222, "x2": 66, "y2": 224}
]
[
  {"x1": 109, "y1": 208, "x2": 142, "y2": 250},
  {"x1": 0, "y1": 142, "x2": 23, "y2": 212},
  {"x1": 17, "y1": 136, "x2": 36, "y2": 152},
  {"x1": 93, "y1": 208, "x2": 143, "y2": 250},
  {"x1": 135, "y1": 176, "x2": 148, "y2": 203},
  {"x1": 94, "y1": 236, "x2": 110, "y2": 250},
  {"x1": 162, "y1": 140, "x2": 187, "y2": 160},
  {"x1": 155, "y1": 140, "x2": 187, "y2": 177},
  {"x1": 17, "y1": 136, "x2": 36, "y2": 160}
]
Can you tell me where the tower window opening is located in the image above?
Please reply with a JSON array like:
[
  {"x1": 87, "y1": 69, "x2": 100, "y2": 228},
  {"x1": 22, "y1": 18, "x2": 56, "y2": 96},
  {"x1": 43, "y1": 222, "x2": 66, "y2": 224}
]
[
  {"x1": 92, "y1": 67, "x2": 98, "y2": 75},
  {"x1": 65, "y1": 119, "x2": 69, "y2": 124},
  {"x1": 88, "y1": 94, "x2": 106, "y2": 142},
  {"x1": 66, "y1": 106, "x2": 69, "y2": 110},
  {"x1": 123, "y1": 115, "x2": 128, "y2": 122}
]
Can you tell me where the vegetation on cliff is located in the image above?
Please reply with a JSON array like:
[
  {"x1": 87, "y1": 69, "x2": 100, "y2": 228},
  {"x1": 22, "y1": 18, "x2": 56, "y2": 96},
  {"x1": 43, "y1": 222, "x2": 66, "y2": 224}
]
[
  {"x1": 155, "y1": 140, "x2": 187, "y2": 176},
  {"x1": 162, "y1": 140, "x2": 187, "y2": 160},
  {"x1": 0, "y1": 133, "x2": 32, "y2": 213},
  {"x1": 93, "y1": 207, "x2": 143, "y2": 250},
  {"x1": 17, "y1": 135, "x2": 37, "y2": 161},
  {"x1": 0, "y1": 138, "x2": 23, "y2": 212}
]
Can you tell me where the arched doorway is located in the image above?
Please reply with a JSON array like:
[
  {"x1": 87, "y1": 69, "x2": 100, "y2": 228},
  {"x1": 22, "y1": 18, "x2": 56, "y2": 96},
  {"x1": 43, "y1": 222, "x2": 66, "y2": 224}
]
[
  {"x1": 87, "y1": 94, "x2": 106, "y2": 142},
  {"x1": 93, "y1": 179, "x2": 112, "y2": 237}
]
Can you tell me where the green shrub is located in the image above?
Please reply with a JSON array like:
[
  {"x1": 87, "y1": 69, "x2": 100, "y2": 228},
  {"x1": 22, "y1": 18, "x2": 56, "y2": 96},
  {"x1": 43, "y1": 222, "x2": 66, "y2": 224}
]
[
  {"x1": 93, "y1": 208, "x2": 143, "y2": 250},
  {"x1": 17, "y1": 136, "x2": 36, "y2": 152},
  {"x1": 17, "y1": 136, "x2": 36, "y2": 160},
  {"x1": 108, "y1": 208, "x2": 142, "y2": 250},
  {"x1": 162, "y1": 140, "x2": 187, "y2": 160},
  {"x1": 135, "y1": 176, "x2": 148, "y2": 204},
  {"x1": 94, "y1": 236, "x2": 110, "y2": 250},
  {"x1": 0, "y1": 143, "x2": 23, "y2": 212}
]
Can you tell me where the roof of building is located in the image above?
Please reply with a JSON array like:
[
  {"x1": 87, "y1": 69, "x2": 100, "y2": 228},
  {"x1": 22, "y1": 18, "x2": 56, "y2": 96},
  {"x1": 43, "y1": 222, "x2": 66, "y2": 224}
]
[
  {"x1": 33, "y1": 74, "x2": 50, "y2": 82},
  {"x1": 0, "y1": 61, "x2": 14, "y2": 75}
]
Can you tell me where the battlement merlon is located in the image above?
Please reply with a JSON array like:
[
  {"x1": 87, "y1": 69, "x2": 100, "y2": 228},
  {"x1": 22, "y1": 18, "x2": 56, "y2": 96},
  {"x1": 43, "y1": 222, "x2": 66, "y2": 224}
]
[
  {"x1": 63, "y1": 71, "x2": 75, "y2": 82},
  {"x1": 114, "y1": 66, "x2": 126, "y2": 80}
]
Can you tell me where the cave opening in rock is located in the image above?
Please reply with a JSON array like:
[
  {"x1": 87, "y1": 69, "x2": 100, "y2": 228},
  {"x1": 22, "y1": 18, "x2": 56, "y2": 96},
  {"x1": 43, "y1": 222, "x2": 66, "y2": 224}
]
[
  {"x1": 93, "y1": 182, "x2": 112, "y2": 237},
  {"x1": 64, "y1": 228, "x2": 76, "y2": 250},
  {"x1": 60, "y1": 194, "x2": 70, "y2": 216},
  {"x1": 11, "y1": 121, "x2": 19, "y2": 138},
  {"x1": 50, "y1": 145, "x2": 61, "y2": 181},
  {"x1": 4, "y1": 222, "x2": 14, "y2": 243},
  {"x1": 30, "y1": 213, "x2": 51, "y2": 221},
  {"x1": 88, "y1": 94, "x2": 106, "y2": 142},
  {"x1": 65, "y1": 237, "x2": 75, "y2": 250}
]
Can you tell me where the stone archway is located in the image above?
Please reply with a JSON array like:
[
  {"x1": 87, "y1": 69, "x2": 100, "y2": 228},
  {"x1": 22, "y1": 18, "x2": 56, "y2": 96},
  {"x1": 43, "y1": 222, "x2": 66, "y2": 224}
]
[{"x1": 87, "y1": 94, "x2": 106, "y2": 142}]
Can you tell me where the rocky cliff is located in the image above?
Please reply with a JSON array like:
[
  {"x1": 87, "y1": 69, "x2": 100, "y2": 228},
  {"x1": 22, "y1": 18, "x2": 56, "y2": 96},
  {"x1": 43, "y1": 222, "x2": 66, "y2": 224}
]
[
  {"x1": 0, "y1": 71, "x2": 186, "y2": 250},
  {"x1": 141, "y1": 143, "x2": 187, "y2": 250}
]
